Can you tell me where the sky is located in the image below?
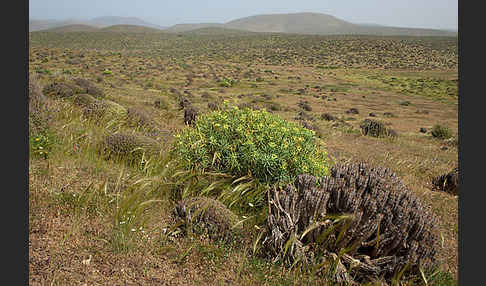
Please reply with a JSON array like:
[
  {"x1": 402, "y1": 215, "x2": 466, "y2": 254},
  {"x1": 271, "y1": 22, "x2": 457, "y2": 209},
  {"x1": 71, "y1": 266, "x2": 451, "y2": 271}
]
[{"x1": 29, "y1": 0, "x2": 458, "y2": 31}]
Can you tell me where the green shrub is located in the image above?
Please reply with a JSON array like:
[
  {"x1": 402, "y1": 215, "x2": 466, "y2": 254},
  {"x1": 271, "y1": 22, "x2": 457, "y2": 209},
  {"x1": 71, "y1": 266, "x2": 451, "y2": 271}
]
[
  {"x1": 172, "y1": 105, "x2": 331, "y2": 184},
  {"x1": 431, "y1": 124, "x2": 453, "y2": 139}
]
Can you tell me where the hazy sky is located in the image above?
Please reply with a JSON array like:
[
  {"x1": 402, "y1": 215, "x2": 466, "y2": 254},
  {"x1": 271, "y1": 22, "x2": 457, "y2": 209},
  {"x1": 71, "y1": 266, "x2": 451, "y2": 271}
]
[{"x1": 29, "y1": 0, "x2": 458, "y2": 30}]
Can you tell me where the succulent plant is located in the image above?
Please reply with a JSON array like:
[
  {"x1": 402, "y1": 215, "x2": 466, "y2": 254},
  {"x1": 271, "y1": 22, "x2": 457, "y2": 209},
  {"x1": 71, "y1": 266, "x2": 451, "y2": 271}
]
[{"x1": 261, "y1": 162, "x2": 440, "y2": 282}]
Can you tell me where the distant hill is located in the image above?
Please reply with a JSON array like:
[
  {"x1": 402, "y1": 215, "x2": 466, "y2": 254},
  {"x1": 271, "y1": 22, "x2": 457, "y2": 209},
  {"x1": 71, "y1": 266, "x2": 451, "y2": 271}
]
[
  {"x1": 88, "y1": 16, "x2": 166, "y2": 30},
  {"x1": 163, "y1": 23, "x2": 224, "y2": 33},
  {"x1": 30, "y1": 19, "x2": 82, "y2": 32},
  {"x1": 99, "y1": 24, "x2": 163, "y2": 33},
  {"x1": 180, "y1": 26, "x2": 257, "y2": 36},
  {"x1": 40, "y1": 24, "x2": 100, "y2": 33},
  {"x1": 31, "y1": 13, "x2": 457, "y2": 37},
  {"x1": 166, "y1": 12, "x2": 457, "y2": 37},
  {"x1": 224, "y1": 12, "x2": 355, "y2": 34},
  {"x1": 30, "y1": 16, "x2": 166, "y2": 32}
]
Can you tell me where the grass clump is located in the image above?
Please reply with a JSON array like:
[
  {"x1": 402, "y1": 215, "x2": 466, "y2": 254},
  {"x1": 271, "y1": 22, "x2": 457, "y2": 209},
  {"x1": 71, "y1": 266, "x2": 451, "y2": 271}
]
[
  {"x1": 172, "y1": 105, "x2": 331, "y2": 184},
  {"x1": 73, "y1": 78, "x2": 104, "y2": 98},
  {"x1": 431, "y1": 124, "x2": 453, "y2": 139},
  {"x1": 83, "y1": 100, "x2": 128, "y2": 123},
  {"x1": 171, "y1": 196, "x2": 243, "y2": 243},
  {"x1": 42, "y1": 81, "x2": 77, "y2": 98},
  {"x1": 100, "y1": 132, "x2": 161, "y2": 165},
  {"x1": 72, "y1": 93, "x2": 98, "y2": 107}
]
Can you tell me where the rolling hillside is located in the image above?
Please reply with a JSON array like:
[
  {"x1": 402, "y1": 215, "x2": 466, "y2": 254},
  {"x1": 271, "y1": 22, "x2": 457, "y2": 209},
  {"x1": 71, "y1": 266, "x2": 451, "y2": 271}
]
[
  {"x1": 31, "y1": 12, "x2": 457, "y2": 36},
  {"x1": 39, "y1": 24, "x2": 100, "y2": 33},
  {"x1": 30, "y1": 16, "x2": 166, "y2": 32},
  {"x1": 163, "y1": 23, "x2": 224, "y2": 33},
  {"x1": 99, "y1": 24, "x2": 163, "y2": 33},
  {"x1": 168, "y1": 12, "x2": 458, "y2": 36}
]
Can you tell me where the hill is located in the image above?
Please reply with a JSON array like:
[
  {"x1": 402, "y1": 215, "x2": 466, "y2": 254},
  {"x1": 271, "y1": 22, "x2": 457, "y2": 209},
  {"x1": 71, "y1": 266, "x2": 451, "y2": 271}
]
[
  {"x1": 89, "y1": 16, "x2": 166, "y2": 30},
  {"x1": 39, "y1": 24, "x2": 100, "y2": 33},
  {"x1": 30, "y1": 19, "x2": 82, "y2": 32},
  {"x1": 164, "y1": 23, "x2": 224, "y2": 33},
  {"x1": 180, "y1": 26, "x2": 257, "y2": 36},
  {"x1": 225, "y1": 12, "x2": 355, "y2": 34},
  {"x1": 99, "y1": 24, "x2": 163, "y2": 33},
  {"x1": 29, "y1": 16, "x2": 166, "y2": 32},
  {"x1": 165, "y1": 12, "x2": 457, "y2": 37}
]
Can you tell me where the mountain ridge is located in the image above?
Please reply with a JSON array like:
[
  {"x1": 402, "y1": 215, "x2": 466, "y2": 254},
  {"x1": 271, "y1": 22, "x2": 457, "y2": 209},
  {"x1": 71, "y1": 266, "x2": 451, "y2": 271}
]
[{"x1": 31, "y1": 12, "x2": 457, "y2": 36}]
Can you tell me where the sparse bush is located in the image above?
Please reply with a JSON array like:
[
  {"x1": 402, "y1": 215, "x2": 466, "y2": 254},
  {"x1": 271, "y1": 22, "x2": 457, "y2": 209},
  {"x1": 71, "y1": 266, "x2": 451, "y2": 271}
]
[
  {"x1": 72, "y1": 93, "x2": 98, "y2": 107},
  {"x1": 321, "y1": 113, "x2": 336, "y2": 121},
  {"x1": 298, "y1": 100, "x2": 312, "y2": 111},
  {"x1": 201, "y1": 92, "x2": 213, "y2": 100},
  {"x1": 171, "y1": 196, "x2": 242, "y2": 242},
  {"x1": 208, "y1": 102, "x2": 220, "y2": 111},
  {"x1": 345, "y1": 108, "x2": 359, "y2": 114},
  {"x1": 387, "y1": 128, "x2": 398, "y2": 137},
  {"x1": 432, "y1": 167, "x2": 459, "y2": 195},
  {"x1": 173, "y1": 106, "x2": 331, "y2": 184},
  {"x1": 294, "y1": 110, "x2": 314, "y2": 122},
  {"x1": 383, "y1": 112, "x2": 396, "y2": 118},
  {"x1": 360, "y1": 119, "x2": 389, "y2": 137},
  {"x1": 178, "y1": 96, "x2": 191, "y2": 110},
  {"x1": 73, "y1": 78, "x2": 104, "y2": 98},
  {"x1": 101, "y1": 132, "x2": 160, "y2": 164},
  {"x1": 183, "y1": 106, "x2": 199, "y2": 126},
  {"x1": 42, "y1": 82, "x2": 77, "y2": 98},
  {"x1": 127, "y1": 107, "x2": 155, "y2": 129},
  {"x1": 431, "y1": 124, "x2": 453, "y2": 139},
  {"x1": 83, "y1": 100, "x2": 128, "y2": 121}
]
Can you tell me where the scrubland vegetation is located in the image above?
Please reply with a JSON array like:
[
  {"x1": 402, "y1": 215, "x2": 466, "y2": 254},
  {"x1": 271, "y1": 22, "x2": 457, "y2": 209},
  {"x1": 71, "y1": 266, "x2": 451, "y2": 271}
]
[{"x1": 29, "y1": 30, "x2": 458, "y2": 285}]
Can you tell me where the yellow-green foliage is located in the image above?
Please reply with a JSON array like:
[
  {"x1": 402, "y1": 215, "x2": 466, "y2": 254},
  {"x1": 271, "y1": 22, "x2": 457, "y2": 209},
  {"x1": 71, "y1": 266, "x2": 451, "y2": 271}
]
[{"x1": 173, "y1": 105, "x2": 331, "y2": 184}]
